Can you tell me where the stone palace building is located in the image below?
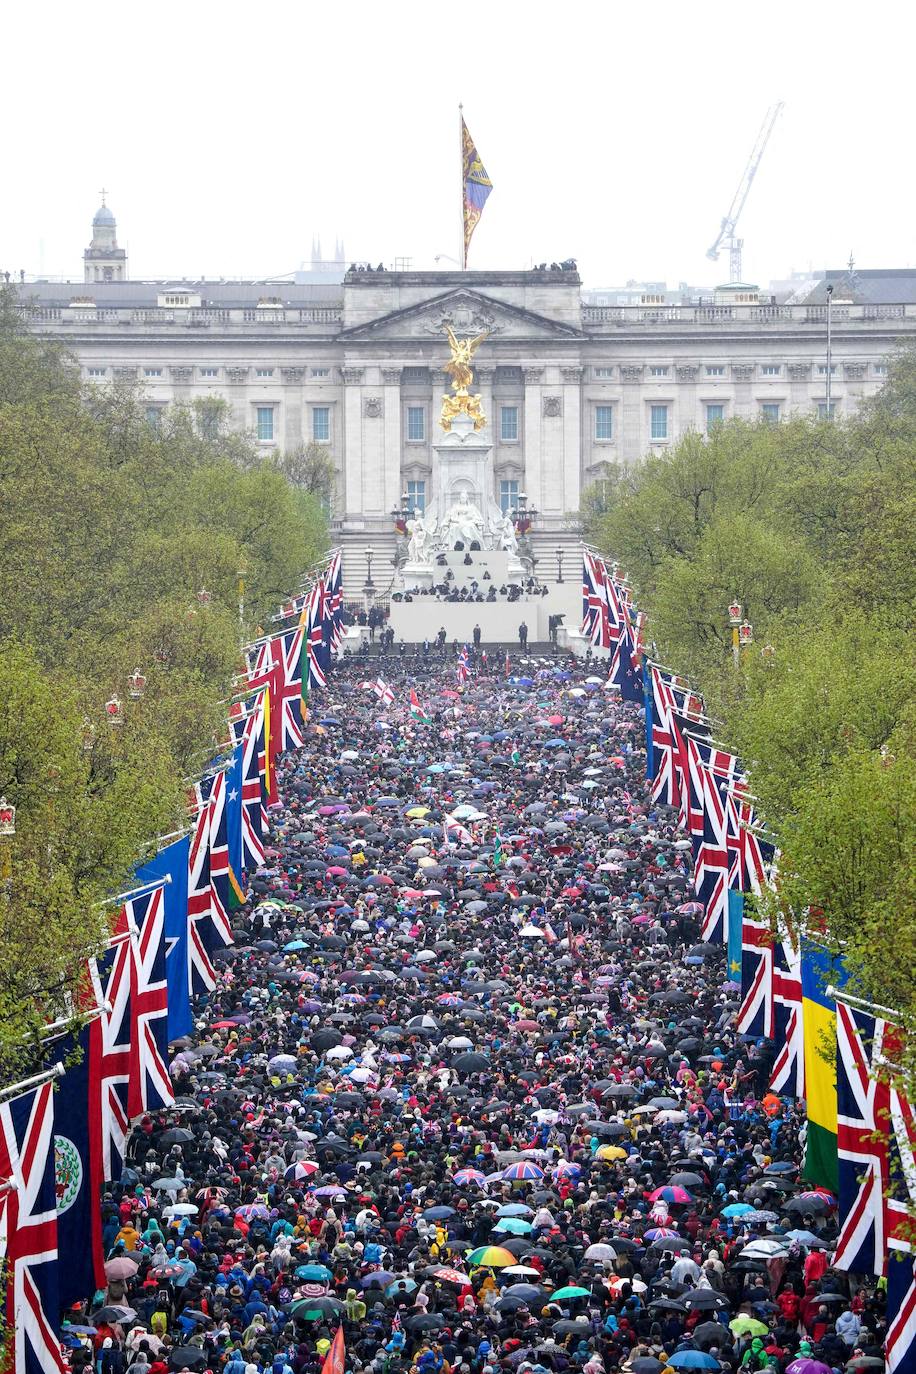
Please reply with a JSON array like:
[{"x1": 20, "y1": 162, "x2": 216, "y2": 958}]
[{"x1": 17, "y1": 201, "x2": 916, "y2": 595}]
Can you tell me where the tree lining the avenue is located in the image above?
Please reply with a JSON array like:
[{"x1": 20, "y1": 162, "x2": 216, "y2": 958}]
[
  {"x1": 0, "y1": 285, "x2": 328, "y2": 1075},
  {"x1": 583, "y1": 359, "x2": 916, "y2": 1018}
]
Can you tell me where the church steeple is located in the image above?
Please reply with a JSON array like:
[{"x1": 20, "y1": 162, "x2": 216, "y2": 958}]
[{"x1": 84, "y1": 192, "x2": 128, "y2": 283}]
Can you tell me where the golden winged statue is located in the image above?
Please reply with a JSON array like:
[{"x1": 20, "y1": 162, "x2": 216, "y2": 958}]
[{"x1": 440, "y1": 325, "x2": 490, "y2": 431}]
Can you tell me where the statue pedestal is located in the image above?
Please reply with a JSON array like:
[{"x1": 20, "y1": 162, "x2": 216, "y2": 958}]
[
  {"x1": 401, "y1": 561, "x2": 435, "y2": 589},
  {"x1": 433, "y1": 412, "x2": 495, "y2": 532}
]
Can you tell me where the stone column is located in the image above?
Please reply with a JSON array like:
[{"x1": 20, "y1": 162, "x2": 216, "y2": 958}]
[
  {"x1": 540, "y1": 380, "x2": 565, "y2": 516},
  {"x1": 731, "y1": 363, "x2": 755, "y2": 419},
  {"x1": 474, "y1": 365, "x2": 495, "y2": 491},
  {"x1": 561, "y1": 365, "x2": 584, "y2": 513},
  {"x1": 787, "y1": 361, "x2": 812, "y2": 413},
  {"x1": 225, "y1": 366, "x2": 250, "y2": 430},
  {"x1": 381, "y1": 367, "x2": 403, "y2": 514},
  {"x1": 619, "y1": 365, "x2": 644, "y2": 462},
  {"x1": 523, "y1": 366, "x2": 543, "y2": 512},
  {"x1": 677, "y1": 364, "x2": 699, "y2": 435},
  {"x1": 281, "y1": 367, "x2": 305, "y2": 445},
  {"x1": 341, "y1": 366, "x2": 365, "y2": 515}
]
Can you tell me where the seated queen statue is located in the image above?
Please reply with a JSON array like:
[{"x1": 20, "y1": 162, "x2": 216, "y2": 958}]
[{"x1": 443, "y1": 491, "x2": 485, "y2": 547}]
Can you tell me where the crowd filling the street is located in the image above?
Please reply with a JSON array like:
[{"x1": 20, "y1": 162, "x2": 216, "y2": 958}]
[{"x1": 62, "y1": 653, "x2": 890, "y2": 1374}]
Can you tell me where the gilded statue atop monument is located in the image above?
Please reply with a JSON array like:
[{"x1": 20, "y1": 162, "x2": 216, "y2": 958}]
[{"x1": 440, "y1": 325, "x2": 489, "y2": 432}]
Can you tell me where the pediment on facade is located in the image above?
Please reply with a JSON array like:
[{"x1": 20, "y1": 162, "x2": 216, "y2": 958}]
[{"x1": 340, "y1": 289, "x2": 584, "y2": 342}]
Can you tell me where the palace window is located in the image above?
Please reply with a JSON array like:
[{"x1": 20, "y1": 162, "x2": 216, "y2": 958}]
[
  {"x1": 649, "y1": 365, "x2": 669, "y2": 377},
  {"x1": 761, "y1": 402, "x2": 781, "y2": 422},
  {"x1": 817, "y1": 364, "x2": 837, "y2": 376},
  {"x1": 593, "y1": 366, "x2": 613, "y2": 379},
  {"x1": 706, "y1": 404, "x2": 724, "y2": 432},
  {"x1": 817, "y1": 401, "x2": 837, "y2": 419},
  {"x1": 406, "y1": 407, "x2": 426, "y2": 441},
  {"x1": 761, "y1": 364, "x2": 781, "y2": 376},
  {"x1": 256, "y1": 368, "x2": 274, "y2": 379},
  {"x1": 144, "y1": 367, "x2": 163, "y2": 378},
  {"x1": 200, "y1": 367, "x2": 218, "y2": 378},
  {"x1": 705, "y1": 365, "x2": 725, "y2": 377},
  {"x1": 312, "y1": 407, "x2": 330, "y2": 442},
  {"x1": 499, "y1": 479, "x2": 520, "y2": 514},
  {"x1": 87, "y1": 367, "x2": 107, "y2": 377},
  {"x1": 500, "y1": 406, "x2": 519, "y2": 441},
  {"x1": 407, "y1": 479, "x2": 426, "y2": 512},
  {"x1": 312, "y1": 367, "x2": 330, "y2": 378},
  {"x1": 256, "y1": 406, "x2": 275, "y2": 441},
  {"x1": 650, "y1": 404, "x2": 669, "y2": 440},
  {"x1": 199, "y1": 403, "x2": 221, "y2": 439},
  {"x1": 145, "y1": 406, "x2": 162, "y2": 431},
  {"x1": 594, "y1": 405, "x2": 613, "y2": 441}
]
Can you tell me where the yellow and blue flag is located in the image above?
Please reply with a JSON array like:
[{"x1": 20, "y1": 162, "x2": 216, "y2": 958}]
[
  {"x1": 801, "y1": 936, "x2": 848, "y2": 1191},
  {"x1": 462, "y1": 116, "x2": 492, "y2": 266}
]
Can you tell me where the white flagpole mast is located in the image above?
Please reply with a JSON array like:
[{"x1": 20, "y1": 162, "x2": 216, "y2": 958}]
[{"x1": 458, "y1": 103, "x2": 466, "y2": 269}]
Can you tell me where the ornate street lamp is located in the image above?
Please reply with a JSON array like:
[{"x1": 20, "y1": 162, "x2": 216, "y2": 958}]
[
  {"x1": 555, "y1": 548, "x2": 565, "y2": 583},
  {"x1": 105, "y1": 695, "x2": 124, "y2": 726},
  {"x1": 196, "y1": 587, "x2": 212, "y2": 606},
  {"x1": 0, "y1": 797, "x2": 15, "y2": 838},
  {"x1": 727, "y1": 600, "x2": 742, "y2": 668},
  {"x1": 127, "y1": 668, "x2": 147, "y2": 699},
  {"x1": 739, "y1": 619, "x2": 754, "y2": 646}
]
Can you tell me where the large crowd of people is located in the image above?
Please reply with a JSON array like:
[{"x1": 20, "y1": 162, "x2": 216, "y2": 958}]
[{"x1": 66, "y1": 656, "x2": 885, "y2": 1374}]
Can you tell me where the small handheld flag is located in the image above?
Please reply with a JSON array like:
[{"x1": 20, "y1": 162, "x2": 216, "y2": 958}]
[
  {"x1": 457, "y1": 645, "x2": 470, "y2": 685},
  {"x1": 374, "y1": 677, "x2": 395, "y2": 706},
  {"x1": 409, "y1": 688, "x2": 431, "y2": 723}
]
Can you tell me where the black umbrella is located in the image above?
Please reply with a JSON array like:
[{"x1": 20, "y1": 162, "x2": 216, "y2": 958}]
[
  {"x1": 405, "y1": 1314, "x2": 445, "y2": 1331},
  {"x1": 452, "y1": 1052, "x2": 490, "y2": 1073}
]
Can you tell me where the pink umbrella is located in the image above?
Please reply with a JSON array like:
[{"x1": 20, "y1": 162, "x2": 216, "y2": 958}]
[
  {"x1": 104, "y1": 1257, "x2": 139, "y2": 1279},
  {"x1": 649, "y1": 1186, "x2": 693, "y2": 1204}
]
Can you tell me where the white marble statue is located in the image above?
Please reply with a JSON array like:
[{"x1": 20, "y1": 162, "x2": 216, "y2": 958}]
[
  {"x1": 444, "y1": 491, "x2": 485, "y2": 547},
  {"x1": 494, "y1": 511, "x2": 519, "y2": 555},
  {"x1": 406, "y1": 508, "x2": 435, "y2": 564}
]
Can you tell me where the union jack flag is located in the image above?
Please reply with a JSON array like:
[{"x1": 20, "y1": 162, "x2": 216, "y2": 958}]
[
  {"x1": 686, "y1": 736, "x2": 730, "y2": 943},
  {"x1": 726, "y1": 783, "x2": 770, "y2": 894},
  {"x1": 306, "y1": 579, "x2": 329, "y2": 690},
  {"x1": 324, "y1": 550, "x2": 343, "y2": 653},
  {"x1": 187, "y1": 787, "x2": 217, "y2": 996},
  {"x1": 89, "y1": 934, "x2": 133, "y2": 1182},
  {"x1": 457, "y1": 645, "x2": 470, "y2": 685},
  {"x1": 648, "y1": 668, "x2": 706, "y2": 815},
  {"x1": 581, "y1": 551, "x2": 607, "y2": 647},
  {"x1": 737, "y1": 916, "x2": 774, "y2": 1038},
  {"x1": 206, "y1": 768, "x2": 235, "y2": 946},
  {"x1": 117, "y1": 887, "x2": 173, "y2": 1117},
  {"x1": 769, "y1": 926, "x2": 804, "y2": 1096},
  {"x1": 231, "y1": 693, "x2": 267, "y2": 869},
  {"x1": 886, "y1": 1239, "x2": 916, "y2": 1374},
  {"x1": 268, "y1": 627, "x2": 305, "y2": 750},
  {"x1": 0, "y1": 1080, "x2": 66, "y2": 1374},
  {"x1": 833, "y1": 1004, "x2": 906, "y2": 1274}
]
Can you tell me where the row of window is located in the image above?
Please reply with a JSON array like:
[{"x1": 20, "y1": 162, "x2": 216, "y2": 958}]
[
  {"x1": 405, "y1": 479, "x2": 520, "y2": 516},
  {"x1": 145, "y1": 399, "x2": 839, "y2": 442},
  {"x1": 88, "y1": 365, "x2": 333, "y2": 380},
  {"x1": 90, "y1": 361, "x2": 891, "y2": 385}
]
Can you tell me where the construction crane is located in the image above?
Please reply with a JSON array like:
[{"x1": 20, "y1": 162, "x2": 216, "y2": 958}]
[{"x1": 707, "y1": 101, "x2": 784, "y2": 283}]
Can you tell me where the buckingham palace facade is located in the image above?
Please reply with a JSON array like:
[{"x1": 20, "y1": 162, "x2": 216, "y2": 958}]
[{"x1": 18, "y1": 215, "x2": 916, "y2": 593}]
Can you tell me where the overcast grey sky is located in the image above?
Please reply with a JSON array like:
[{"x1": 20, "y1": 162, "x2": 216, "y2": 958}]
[{"x1": 4, "y1": 0, "x2": 913, "y2": 289}]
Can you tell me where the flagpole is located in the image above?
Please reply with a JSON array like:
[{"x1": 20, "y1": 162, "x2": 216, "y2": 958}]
[
  {"x1": 0, "y1": 1061, "x2": 64, "y2": 1104},
  {"x1": 458, "y1": 102, "x2": 466, "y2": 269}
]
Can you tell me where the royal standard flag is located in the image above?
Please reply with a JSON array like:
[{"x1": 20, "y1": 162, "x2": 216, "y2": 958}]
[
  {"x1": 462, "y1": 115, "x2": 492, "y2": 266},
  {"x1": 801, "y1": 936, "x2": 848, "y2": 1191}
]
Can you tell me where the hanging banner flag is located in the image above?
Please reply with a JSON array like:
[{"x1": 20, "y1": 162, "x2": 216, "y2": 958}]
[
  {"x1": 136, "y1": 836, "x2": 192, "y2": 1043},
  {"x1": 53, "y1": 1020, "x2": 104, "y2": 1306},
  {"x1": 801, "y1": 937, "x2": 848, "y2": 1191},
  {"x1": 0, "y1": 1080, "x2": 66, "y2": 1374}
]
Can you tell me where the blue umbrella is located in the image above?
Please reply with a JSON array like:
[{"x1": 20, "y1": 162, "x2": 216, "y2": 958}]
[
  {"x1": 666, "y1": 1354, "x2": 721, "y2": 1370},
  {"x1": 284, "y1": 940, "x2": 308, "y2": 951},
  {"x1": 542, "y1": 739, "x2": 567, "y2": 748}
]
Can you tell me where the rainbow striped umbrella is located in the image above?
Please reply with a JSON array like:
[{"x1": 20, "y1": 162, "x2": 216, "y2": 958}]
[
  {"x1": 501, "y1": 1161, "x2": 545, "y2": 1182},
  {"x1": 466, "y1": 1245, "x2": 517, "y2": 1268}
]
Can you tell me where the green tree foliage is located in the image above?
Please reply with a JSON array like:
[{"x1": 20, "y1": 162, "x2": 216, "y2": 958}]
[
  {"x1": 0, "y1": 285, "x2": 328, "y2": 1076},
  {"x1": 584, "y1": 362, "x2": 916, "y2": 1014}
]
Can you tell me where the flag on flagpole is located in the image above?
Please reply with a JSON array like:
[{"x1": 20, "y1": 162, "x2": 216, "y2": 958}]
[
  {"x1": 801, "y1": 938, "x2": 848, "y2": 1191},
  {"x1": 461, "y1": 113, "x2": 492, "y2": 268},
  {"x1": 187, "y1": 785, "x2": 218, "y2": 996},
  {"x1": 115, "y1": 886, "x2": 173, "y2": 1117},
  {"x1": 504, "y1": 650, "x2": 511, "y2": 677},
  {"x1": 409, "y1": 687, "x2": 430, "y2": 722}
]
